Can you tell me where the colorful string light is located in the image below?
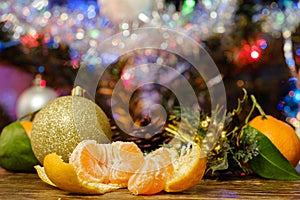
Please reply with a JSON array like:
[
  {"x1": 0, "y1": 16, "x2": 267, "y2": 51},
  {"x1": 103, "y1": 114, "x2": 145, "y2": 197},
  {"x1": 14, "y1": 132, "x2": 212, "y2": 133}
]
[
  {"x1": 0, "y1": 0, "x2": 238, "y2": 68},
  {"x1": 1, "y1": 0, "x2": 300, "y2": 127}
]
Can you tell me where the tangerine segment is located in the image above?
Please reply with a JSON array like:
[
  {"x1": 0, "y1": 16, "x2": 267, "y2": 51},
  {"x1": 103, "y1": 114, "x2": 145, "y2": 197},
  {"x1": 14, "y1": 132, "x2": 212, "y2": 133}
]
[
  {"x1": 43, "y1": 153, "x2": 120, "y2": 194},
  {"x1": 69, "y1": 140, "x2": 111, "y2": 184},
  {"x1": 249, "y1": 115, "x2": 300, "y2": 167},
  {"x1": 109, "y1": 142, "x2": 145, "y2": 186},
  {"x1": 111, "y1": 141, "x2": 143, "y2": 161},
  {"x1": 165, "y1": 144, "x2": 206, "y2": 192},
  {"x1": 128, "y1": 147, "x2": 174, "y2": 195}
]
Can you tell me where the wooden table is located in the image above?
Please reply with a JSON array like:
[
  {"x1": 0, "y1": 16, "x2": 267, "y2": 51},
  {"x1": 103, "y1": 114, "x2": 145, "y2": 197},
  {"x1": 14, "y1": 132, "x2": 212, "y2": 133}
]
[{"x1": 1, "y1": 167, "x2": 299, "y2": 200}]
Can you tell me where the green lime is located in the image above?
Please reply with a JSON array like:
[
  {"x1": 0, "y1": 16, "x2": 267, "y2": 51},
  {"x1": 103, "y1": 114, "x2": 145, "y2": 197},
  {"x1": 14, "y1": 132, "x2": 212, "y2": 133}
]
[{"x1": 0, "y1": 121, "x2": 40, "y2": 172}]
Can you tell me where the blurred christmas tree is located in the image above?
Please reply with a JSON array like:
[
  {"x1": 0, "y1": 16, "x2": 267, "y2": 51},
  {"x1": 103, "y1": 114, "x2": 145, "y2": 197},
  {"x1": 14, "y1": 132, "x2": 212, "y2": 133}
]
[
  {"x1": 0, "y1": 0, "x2": 299, "y2": 133},
  {"x1": 0, "y1": 22, "x2": 77, "y2": 88}
]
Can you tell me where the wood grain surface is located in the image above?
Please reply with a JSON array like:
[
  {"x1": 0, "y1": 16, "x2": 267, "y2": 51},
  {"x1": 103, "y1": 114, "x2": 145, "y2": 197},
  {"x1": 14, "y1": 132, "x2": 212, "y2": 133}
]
[{"x1": 1, "y1": 167, "x2": 300, "y2": 200}]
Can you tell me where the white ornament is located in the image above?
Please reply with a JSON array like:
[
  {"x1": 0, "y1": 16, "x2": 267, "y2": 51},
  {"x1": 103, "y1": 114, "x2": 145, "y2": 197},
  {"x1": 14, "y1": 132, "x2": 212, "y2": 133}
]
[{"x1": 16, "y1": 76, "x2": 57, "y2": 119}]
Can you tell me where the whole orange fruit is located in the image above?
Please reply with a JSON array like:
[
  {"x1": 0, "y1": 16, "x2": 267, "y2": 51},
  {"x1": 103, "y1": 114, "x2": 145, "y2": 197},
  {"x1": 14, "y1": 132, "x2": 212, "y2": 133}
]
[{"x1": 249, "y1": 115, "x2": 300, "y2": 167}]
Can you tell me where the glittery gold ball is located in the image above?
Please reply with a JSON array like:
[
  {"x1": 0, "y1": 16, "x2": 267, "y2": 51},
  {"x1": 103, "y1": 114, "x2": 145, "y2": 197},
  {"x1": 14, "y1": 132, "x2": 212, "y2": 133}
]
[{"x1": 31, "y1": 96, "x2": 112, "y2": 163}]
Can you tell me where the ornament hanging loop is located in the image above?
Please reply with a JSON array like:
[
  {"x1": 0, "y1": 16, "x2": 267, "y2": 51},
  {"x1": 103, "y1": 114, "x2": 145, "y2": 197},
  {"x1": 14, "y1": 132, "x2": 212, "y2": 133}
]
[{"x1": 72, "y1": 86, "x2": 86, "y2": 97}]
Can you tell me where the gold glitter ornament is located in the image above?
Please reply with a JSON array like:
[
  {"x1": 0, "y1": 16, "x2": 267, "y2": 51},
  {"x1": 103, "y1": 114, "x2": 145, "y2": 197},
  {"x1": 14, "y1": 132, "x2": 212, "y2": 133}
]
[{"x1": 31, "y1": 89, "x2": 112, "y2": 163}]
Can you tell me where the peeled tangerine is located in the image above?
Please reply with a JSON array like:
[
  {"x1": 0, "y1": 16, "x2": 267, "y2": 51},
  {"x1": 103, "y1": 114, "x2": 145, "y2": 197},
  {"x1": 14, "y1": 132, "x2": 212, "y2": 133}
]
[
  {"x1": 127, "y1": 142, "x2": 206, "y2": 195},
  {"x1": 37, "y1": 153, "x2": 120, "y2": 194},
  {"x1": 31, "y1": 95, "x2": 112, "y2": 164},
  {"x1": 36, "y1": 140, "x2": 206, "y2": 195}
]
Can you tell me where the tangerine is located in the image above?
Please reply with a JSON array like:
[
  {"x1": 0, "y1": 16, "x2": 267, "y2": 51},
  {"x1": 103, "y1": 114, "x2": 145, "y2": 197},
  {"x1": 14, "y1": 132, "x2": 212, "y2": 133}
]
[
  {"x1": 109, "y1": 141, "x2": 144, "y2": 186},
  {"x1": 20, "y1": 120, "x2": 32, "y2": 138},
  {"x1": 165, "y1": 143, "x2": 206, "y2": 192},
  {"x1": 249, "y1": 115, "x2": 300, "y2": 167},
  {"x1": 37, "y1": 140, "x2": 206, "y2": 195},
  {"x1": 42, "y1": 153, "x2": 120, "y2": 194},
  {"x1": 69, "y1": 140, "x2": 111, "y2": 184},
  {"x1": 128, "y1": 143, "x2": 206, "y2": 195},
  {"x1": 127, "y1": 147, "x2": 174, "y2": 195},
  {"x1": 69, "y1": 140, "x2": 144, "y2": 187}
]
